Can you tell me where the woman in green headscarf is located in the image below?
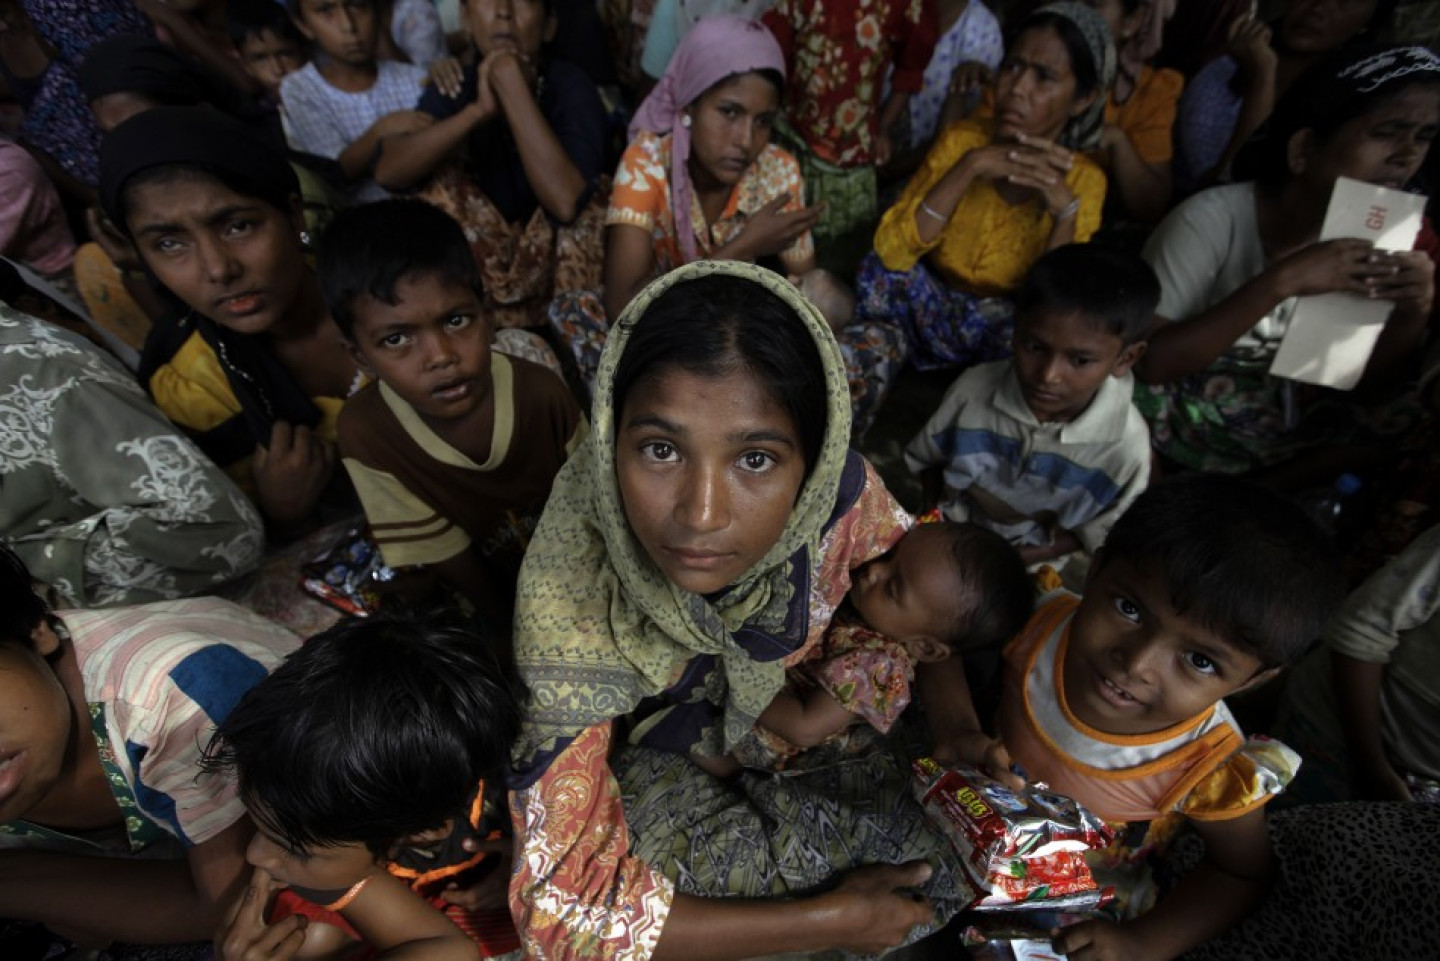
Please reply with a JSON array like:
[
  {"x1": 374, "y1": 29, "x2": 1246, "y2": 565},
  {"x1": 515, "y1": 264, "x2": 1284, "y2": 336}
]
[
  {"x1": 858, "y1": 1, "x2": 1117, "y2": 371},
  {"x1": 507, "y1": 260, "x2": 965, "y2": 959}
]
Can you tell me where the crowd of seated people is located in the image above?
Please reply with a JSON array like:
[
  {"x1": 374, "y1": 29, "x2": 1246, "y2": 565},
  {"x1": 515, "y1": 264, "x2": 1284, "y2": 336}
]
[{"x1": 3, "y1": 2, "x2": 1440, "y2": 960}]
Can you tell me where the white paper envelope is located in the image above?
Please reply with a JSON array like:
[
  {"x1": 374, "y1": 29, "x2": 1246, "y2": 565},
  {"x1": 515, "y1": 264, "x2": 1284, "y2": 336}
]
[{"x1": 1269, "y1": 177, "x2": 1427, "y2": 390}]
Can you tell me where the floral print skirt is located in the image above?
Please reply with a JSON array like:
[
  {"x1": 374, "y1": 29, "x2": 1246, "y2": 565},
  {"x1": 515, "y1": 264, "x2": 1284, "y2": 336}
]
[{"x1": 854, "y1": 251, "x2": 1015, "y2": 372}]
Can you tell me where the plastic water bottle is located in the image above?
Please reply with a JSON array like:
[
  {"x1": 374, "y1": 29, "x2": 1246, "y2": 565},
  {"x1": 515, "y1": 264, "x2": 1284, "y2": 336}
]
[{"x1": 1296, "y1": 473, "x2": 1363, "y2": 540}]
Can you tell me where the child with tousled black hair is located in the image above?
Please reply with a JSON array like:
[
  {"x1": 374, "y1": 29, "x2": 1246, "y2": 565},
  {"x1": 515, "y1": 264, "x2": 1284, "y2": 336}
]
[
  {"x1": 0, "y1": 542, "x2": 298, "y2": 946},
  {"x1": 319, "y1": 198, "x2": 584, "y2": 623},
  {"x1": 936, "y1": 473, "x2": 1344, "y2": 961},
  {"x1": 227, "y1": 0, "x2": 309, "y2": 101},
  {"x1": 204, "y1": 607, "x2": 523, "y2": 959},
  {"x1": 906, "y1": 243, "x2": 1156, "y2": 566}
]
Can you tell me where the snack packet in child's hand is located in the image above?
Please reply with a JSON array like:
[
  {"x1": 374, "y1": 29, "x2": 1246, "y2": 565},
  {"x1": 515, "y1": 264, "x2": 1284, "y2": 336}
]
[
  {"x1": 960, "y1": 911, "x2": 1098, "y2": 960},
  {"x1": 913, "y1": 757, "x2": 1115, "y2": 909}
]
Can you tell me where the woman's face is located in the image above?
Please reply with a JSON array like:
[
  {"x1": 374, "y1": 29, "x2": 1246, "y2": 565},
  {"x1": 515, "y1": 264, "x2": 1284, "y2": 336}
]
[
  {"x1": 466, "y1": 0, "x2": 552, "y2": 60},
  {"x1": 1296, "y1": 85, "x2": 1440, "y2": 192},
  {"x1": 685, "y1": 72, "x2": 780, "y2": 191},
  {"x1": 1280, "y1": 0, "x2": 1378, "y2": 55},
  {"x1": 993, "y1": 25, "x2": 1091, "y2": 143},
  {"x1": 124, "y1": 171, "x2": 306, "y2": 337},
  {"x1": 616, "y1": 364, "x2": 807, "y2": 596}
]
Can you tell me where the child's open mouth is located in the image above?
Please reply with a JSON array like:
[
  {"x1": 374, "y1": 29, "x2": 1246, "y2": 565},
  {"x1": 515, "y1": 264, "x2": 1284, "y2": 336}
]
[
  {"x1": 431, "y1": 380, "x2": 472, "y2": 403},
  {"x1": 0, "y1": 750, "x2": 24, "y2": 803},
  {"x1": 1096, "y1": 673, "x2": 1140, "y2": 709}
]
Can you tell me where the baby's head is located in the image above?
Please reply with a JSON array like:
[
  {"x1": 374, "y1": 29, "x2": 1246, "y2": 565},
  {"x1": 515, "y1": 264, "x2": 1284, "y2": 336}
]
[
  {"x1": 1066, "y1": 474, "x2": 1345, "y2": 736},
  {"x1": 319, "y1": 199, "x2": 493, "y2": 427},
  {"x1": 0, "y1": 543, "x2": 75, "y2": 827},
  {"x1": 848, "y1": 521, "x2": 1033, "y2": 663},
  {"x1": 1010, "y1": 244, "x2": 1158, "y2": 423},
  {"x1": 796, "y1": 269, "x2": 855, "y2": 334},
  {"x1": 203, "y1": 608, "x2": 521, "y2": 894}
]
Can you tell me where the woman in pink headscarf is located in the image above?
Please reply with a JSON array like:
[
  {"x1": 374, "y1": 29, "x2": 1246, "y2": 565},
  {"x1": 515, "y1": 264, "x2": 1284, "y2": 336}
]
[
  {"x1": 550, "y1": 16, "x2": 907, "y2": 433},
  {"x1": 602, "y1": 15, "x2": 819, "y2": 319}
]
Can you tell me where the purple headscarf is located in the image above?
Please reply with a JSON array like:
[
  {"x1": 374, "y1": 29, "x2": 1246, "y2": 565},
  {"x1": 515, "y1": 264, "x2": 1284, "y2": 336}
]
[{"x1": 629, "y1": 16, "x2": 786, "y2": 262}]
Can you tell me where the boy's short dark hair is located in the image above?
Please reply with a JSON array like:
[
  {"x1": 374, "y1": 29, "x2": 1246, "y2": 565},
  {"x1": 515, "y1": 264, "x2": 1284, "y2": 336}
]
[
  {"x1": 1014, "y1": 244, "x2": 1161, "y2": 345},
  {"x1": 227, "y1": 0, "x2": 306, "y2": 50},
  {"x1": 203, "y1": 607, "x2": 522, "y2": 856},
  {"x1": 0, "y1": 542, "x2": 50, "y2": 645},
  {"x1": 287, "y1": 0, "x2": 375, "y2": 20},
  {"x1": 317, "y1": 199, "x2": 482, "y2": 340},
  {"x1": 1098, "y1": 473, "x2": 1344, "y2": 668},
  {"x1": 937, "y1": 522, "x2": 1033, "y2": 651}
]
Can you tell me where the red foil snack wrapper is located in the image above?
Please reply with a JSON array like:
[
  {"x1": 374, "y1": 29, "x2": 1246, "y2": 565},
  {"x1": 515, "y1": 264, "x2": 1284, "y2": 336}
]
[{"x1": 913, "y1": 757, "x2": 1115, "y2": 910}]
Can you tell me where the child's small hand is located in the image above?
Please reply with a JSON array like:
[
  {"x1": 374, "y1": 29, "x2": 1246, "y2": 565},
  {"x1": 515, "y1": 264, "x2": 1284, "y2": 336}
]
[
  {"x1": 215, "y1": 867, "x2": 308, "y2": 961},
  {"x1": 1050, "y1": 918, "x2": 1146, "y2": 961},
  {"x1": 253, "y1": 421, "x2": 335, "y2": 528},
  {"x1": 875, "y1": 130, "x2": 894, "y2": 167},
  {"x1": 932, "y1": 730, "x2": 1024, "y2": 791},
  {"x1": 426, "y1": 56, "x2": 464, "y2": 99},
  {"x1": 438, "y1": 836, "x2": 512, "y2": 912},
  {"x1": 947, "y1": 61, "x2": 992, "y2": 106}
]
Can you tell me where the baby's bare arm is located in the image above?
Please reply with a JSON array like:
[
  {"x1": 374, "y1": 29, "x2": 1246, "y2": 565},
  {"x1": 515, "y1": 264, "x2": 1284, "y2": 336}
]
[{"x1": 757, "y1": 688, "x2": 858, "y2": 749}]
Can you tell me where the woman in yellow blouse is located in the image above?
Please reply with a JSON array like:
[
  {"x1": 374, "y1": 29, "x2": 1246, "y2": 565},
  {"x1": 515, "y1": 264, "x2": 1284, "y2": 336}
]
[{"x1": 858, "y1": 2, "x2": 1114, "y2": 371}]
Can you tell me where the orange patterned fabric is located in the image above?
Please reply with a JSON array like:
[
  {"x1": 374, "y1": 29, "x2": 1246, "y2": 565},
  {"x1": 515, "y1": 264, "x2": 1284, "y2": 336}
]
[{"x1": 606, "y1": 130, "x2": 814, "y2": 276}]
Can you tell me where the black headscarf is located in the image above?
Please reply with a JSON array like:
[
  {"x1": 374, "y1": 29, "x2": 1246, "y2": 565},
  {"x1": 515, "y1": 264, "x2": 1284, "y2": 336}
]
[
  {"x1": 98, "y1": 104, "x2": 298, "y2": 236},
  {"x1": 98, "y1": 105, "x2": 319, "y2": 461},
  {"x1": 79, "y1": 34, "x2": 240, "y2": 110}
]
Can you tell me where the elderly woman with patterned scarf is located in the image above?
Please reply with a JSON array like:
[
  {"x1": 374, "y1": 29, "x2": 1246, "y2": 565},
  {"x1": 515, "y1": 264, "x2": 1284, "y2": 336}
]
[{"x1": 857, "y1": 1, "x2": 1116, "y2": 371}]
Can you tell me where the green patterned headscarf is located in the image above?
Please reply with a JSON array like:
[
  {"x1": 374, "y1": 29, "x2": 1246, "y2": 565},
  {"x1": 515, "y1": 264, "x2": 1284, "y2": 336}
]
[
  {"x1": 511, "y1": 261, "x2": 854, "y2": 777},
  {"x1": 1030, "y1": 1, "x2": 1117, "y2": 152}
]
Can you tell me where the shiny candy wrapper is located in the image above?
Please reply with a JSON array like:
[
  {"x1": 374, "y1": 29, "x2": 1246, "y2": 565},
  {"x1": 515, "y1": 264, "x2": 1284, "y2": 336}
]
[
  {"x1": 913, "y1": 757, "x2": 1115, "y2": 910},
  {"x1": 300, "y1": 524, "x2": 394, "y2": 617}
]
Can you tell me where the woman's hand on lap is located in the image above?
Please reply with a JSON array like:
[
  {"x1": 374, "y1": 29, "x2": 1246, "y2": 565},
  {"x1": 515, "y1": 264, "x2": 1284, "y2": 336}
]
[
  {"x1": 824, "y1": 861, "x2": 935, "y2": 954},
  {"x1": 253, "y1": 421, "x2": 334, "y2": 529},
  {"x1": 215, "y1": 867, "x2": 307, "y2": 961}
]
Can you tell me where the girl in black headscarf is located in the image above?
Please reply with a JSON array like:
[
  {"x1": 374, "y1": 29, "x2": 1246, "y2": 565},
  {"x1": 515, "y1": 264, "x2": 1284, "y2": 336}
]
[{"x1": 99, "y1": 105, "x2": 355, "y2": 532}]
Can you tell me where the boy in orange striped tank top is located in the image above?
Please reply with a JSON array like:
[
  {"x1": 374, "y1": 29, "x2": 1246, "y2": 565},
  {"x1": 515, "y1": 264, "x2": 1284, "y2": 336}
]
[{"x1": 940, "y1": 473, "x2": 1343, "y2": 961}]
